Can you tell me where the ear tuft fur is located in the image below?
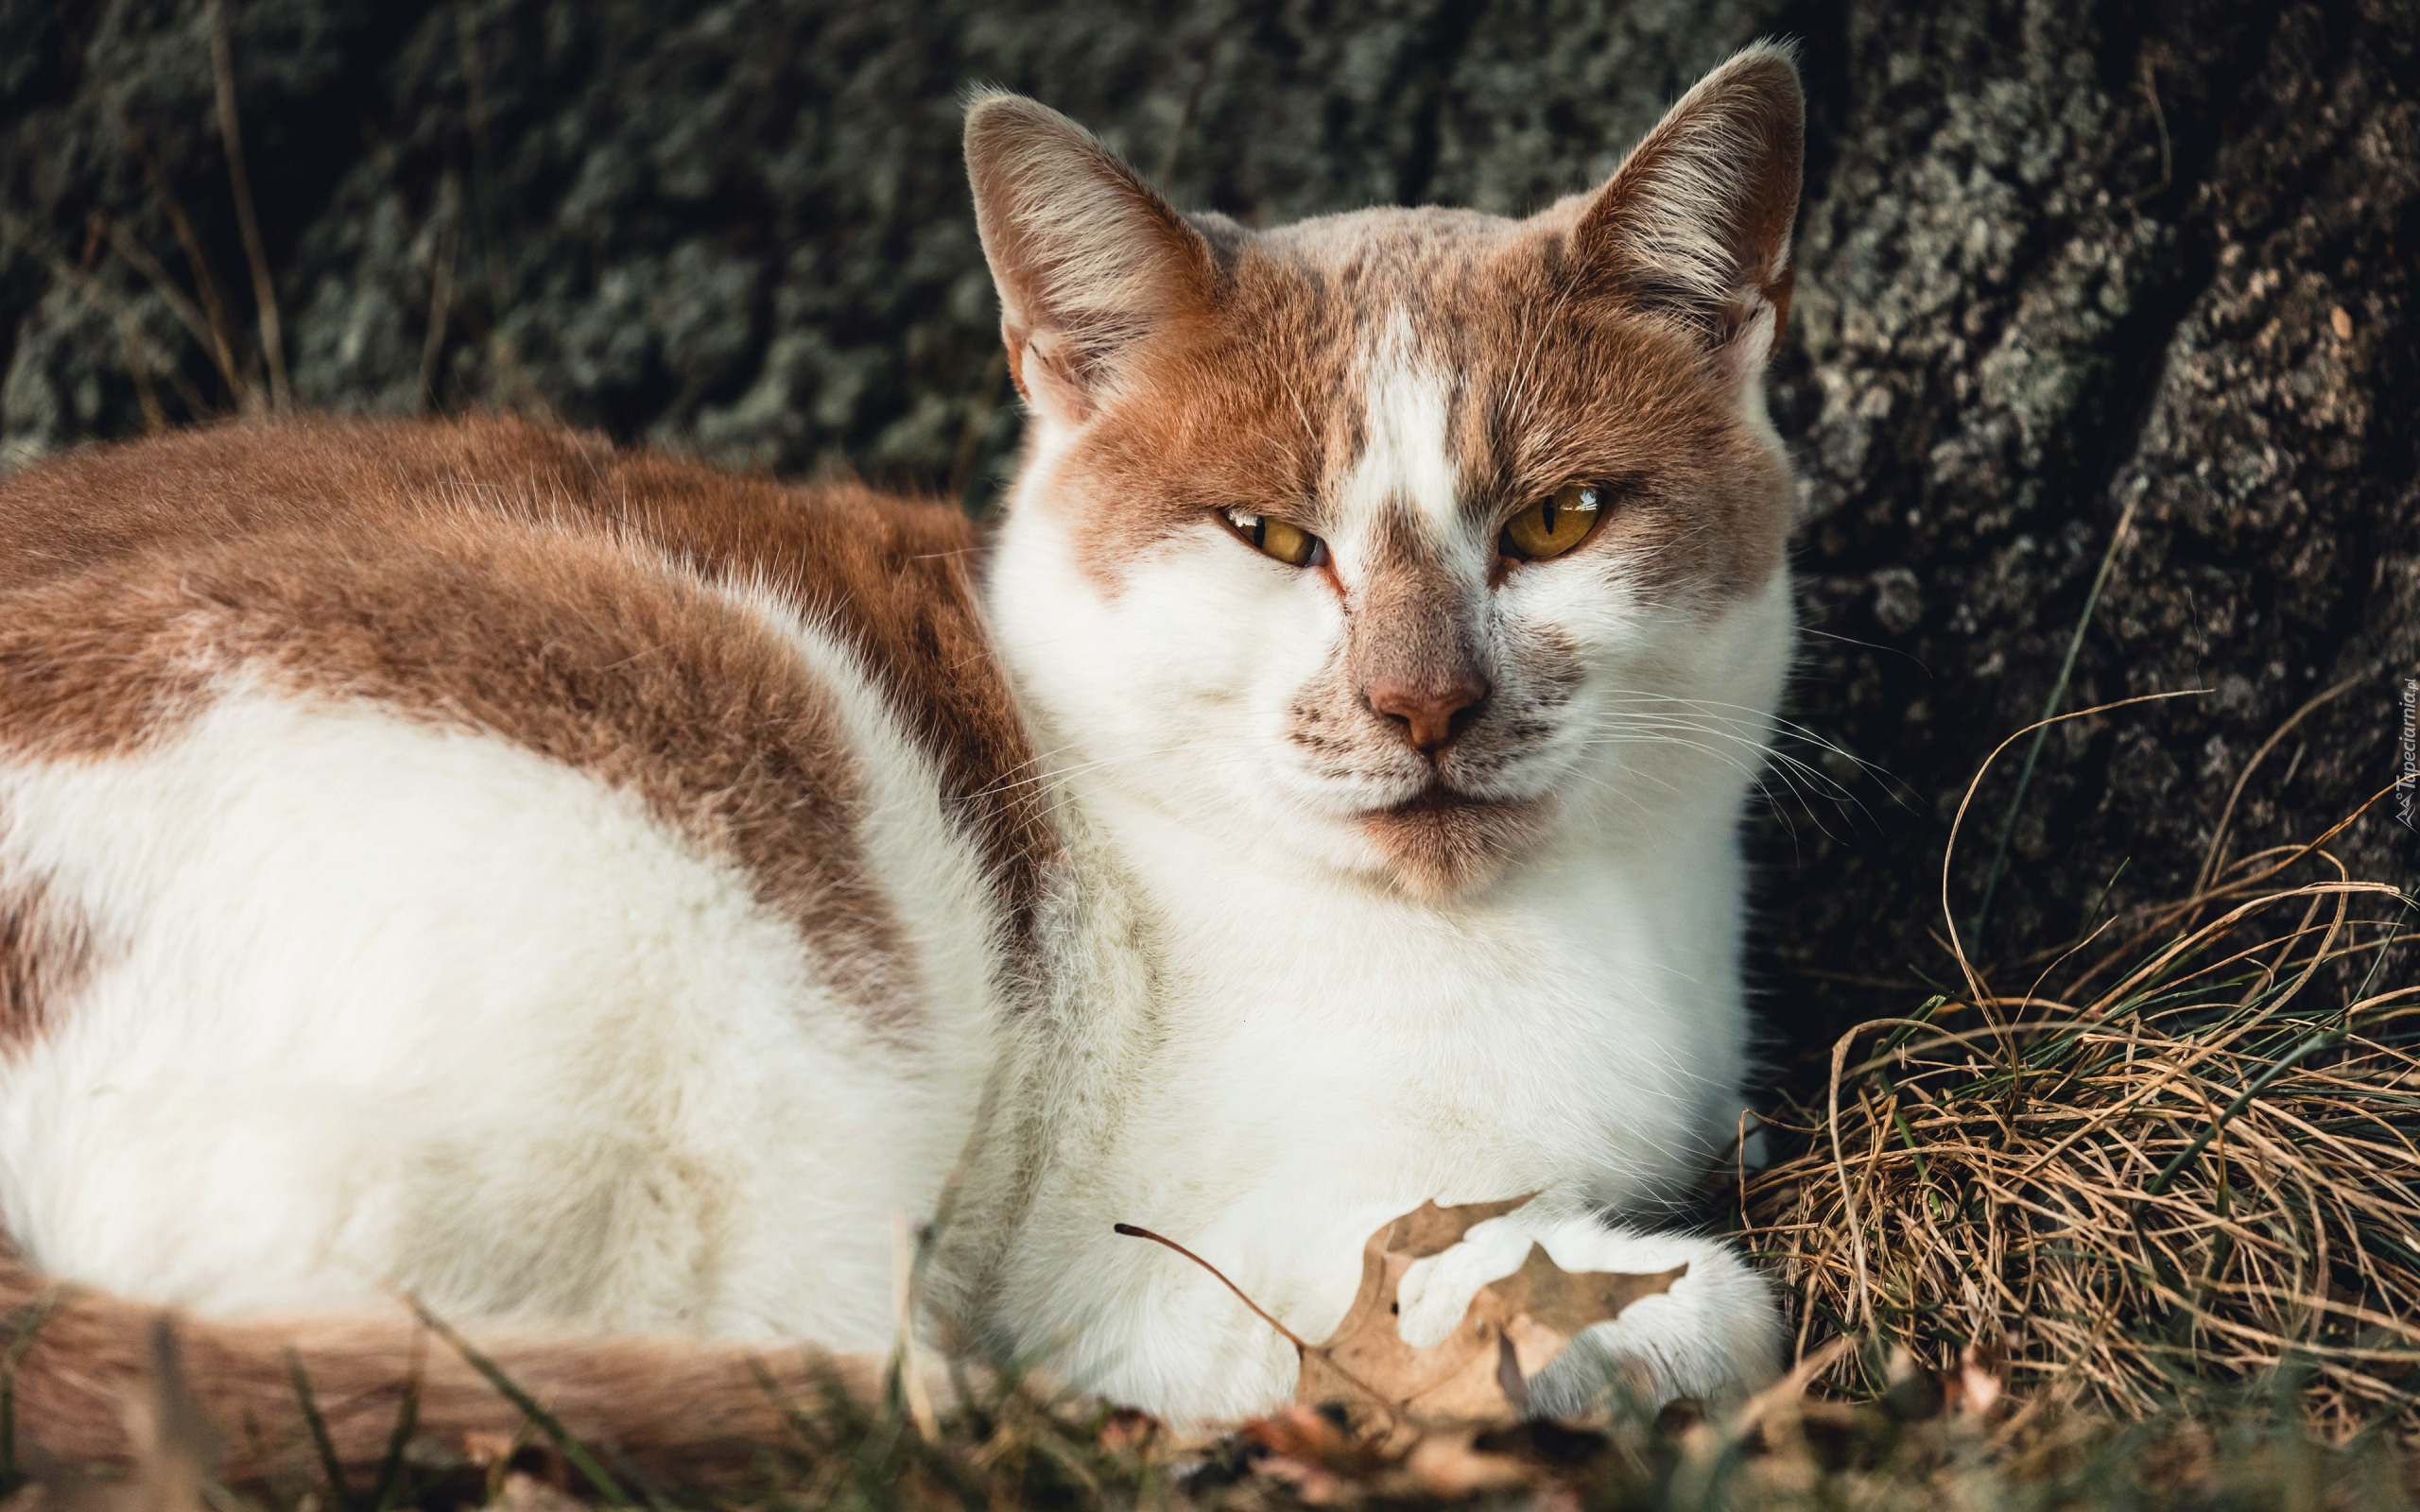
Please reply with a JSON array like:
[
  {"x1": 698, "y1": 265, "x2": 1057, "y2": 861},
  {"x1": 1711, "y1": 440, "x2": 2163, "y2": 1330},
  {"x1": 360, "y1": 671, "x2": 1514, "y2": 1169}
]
[
  {"x1": 1573, "y1": 42, "x2": 1805, "y2": 361},
  {"x1": 962, "y1": 93, "x2": 1213, "y2": 422}
]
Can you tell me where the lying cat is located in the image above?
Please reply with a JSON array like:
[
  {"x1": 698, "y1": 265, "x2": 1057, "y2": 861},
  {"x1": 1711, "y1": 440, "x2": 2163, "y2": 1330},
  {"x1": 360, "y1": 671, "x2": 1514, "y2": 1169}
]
[{"x1": 0, "y1": 42, "x2": 1803, "y2": 1454}]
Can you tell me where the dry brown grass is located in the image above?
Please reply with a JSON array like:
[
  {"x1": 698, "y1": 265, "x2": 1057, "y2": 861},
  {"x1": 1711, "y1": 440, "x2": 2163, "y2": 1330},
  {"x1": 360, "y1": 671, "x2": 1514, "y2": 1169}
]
[{"x1": 1741, "y1": 698, "x2": 2420, "y2": 1439}]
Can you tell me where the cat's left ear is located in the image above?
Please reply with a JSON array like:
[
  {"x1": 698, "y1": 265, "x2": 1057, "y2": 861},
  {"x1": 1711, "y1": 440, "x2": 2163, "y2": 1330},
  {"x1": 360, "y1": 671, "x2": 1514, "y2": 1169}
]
[
  {"x1": 1569, "y1": 43, "x2": 1804, "y2": 389},
  {"x1": 964, "y1": 92, "x2": 1216, "y2": 427}
]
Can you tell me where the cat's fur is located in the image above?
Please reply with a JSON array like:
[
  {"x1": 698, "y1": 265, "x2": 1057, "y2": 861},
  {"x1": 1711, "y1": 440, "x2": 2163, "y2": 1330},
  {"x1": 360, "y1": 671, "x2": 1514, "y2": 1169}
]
[{"x1": 0, "y1": 43, "x2": 1804, "y2": 1465}]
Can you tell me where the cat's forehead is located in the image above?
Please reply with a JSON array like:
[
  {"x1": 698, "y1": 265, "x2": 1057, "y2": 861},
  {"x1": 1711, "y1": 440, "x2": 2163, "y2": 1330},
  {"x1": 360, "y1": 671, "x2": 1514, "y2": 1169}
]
[
  {"x1": 1147, "y1": 205, "x2": 1711, "y2": 502},
  {"x1": 1062, "y1": 202, "x2": 1776, "y2": 595},
  {"x1": 1250, "y1": 206, "x2": 1533, "y2": 286},
  {"x1": 1219, "y1": 206, "x2": 1555, "y2": 364}
]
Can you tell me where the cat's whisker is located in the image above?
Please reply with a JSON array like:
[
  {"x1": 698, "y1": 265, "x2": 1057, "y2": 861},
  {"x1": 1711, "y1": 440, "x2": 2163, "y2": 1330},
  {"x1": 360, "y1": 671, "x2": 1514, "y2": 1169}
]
[
  {"x1": 1589, "y1": 687, "x2": 1889, "y2": 773},
  {"x1": 1583, "y1": 690, "x2": 1903, "y2": 815},
  {"x1": 1565, "y1": 725, "x2": 1871, "y2": 840}
]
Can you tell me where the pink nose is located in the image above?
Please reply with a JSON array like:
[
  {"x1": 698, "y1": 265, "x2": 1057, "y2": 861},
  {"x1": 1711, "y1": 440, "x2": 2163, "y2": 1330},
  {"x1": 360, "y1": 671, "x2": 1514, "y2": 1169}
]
[{"x1": 1367, "y1": 674, "x2": 1489, "y2": 753}]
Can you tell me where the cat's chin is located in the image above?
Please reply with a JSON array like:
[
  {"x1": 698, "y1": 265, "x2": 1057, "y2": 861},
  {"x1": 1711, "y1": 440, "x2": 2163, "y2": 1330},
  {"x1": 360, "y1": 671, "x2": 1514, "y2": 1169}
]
[{"x1": 1357, "y1": 784, "x2": 1554, "y2": 900}]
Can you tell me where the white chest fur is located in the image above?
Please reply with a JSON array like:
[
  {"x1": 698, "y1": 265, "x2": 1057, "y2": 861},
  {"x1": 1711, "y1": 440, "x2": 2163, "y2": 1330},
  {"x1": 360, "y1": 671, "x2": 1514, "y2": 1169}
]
[{"x1": 978, "y1": 780, "x2": 1755, "y2": 1418}]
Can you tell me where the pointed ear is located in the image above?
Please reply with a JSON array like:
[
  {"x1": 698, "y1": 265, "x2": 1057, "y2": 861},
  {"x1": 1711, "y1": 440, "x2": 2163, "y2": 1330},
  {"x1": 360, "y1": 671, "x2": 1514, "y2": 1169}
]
[
  {"x1": 1571, "y1": 43, "x2": 1804, "y2": 384},
  {"x1": 963, "y1": 92, "x2": 1215, "y2": 427}
]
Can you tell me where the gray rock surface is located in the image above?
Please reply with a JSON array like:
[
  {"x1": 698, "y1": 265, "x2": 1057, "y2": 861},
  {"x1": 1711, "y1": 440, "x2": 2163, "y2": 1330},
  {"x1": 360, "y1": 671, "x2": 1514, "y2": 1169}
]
[{"x1": 2, "y1": 0, "x2": 2412, "y2": 1071}]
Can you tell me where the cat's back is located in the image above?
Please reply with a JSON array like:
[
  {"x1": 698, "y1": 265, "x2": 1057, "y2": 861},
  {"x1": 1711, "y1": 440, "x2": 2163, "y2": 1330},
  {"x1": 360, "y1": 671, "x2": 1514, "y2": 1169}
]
[
  {"x1": 0, "y1": 415, "x2": 1046, "y2": 941},
  {"x1": 0, "y1": 417, "x2": 1037, "y2": 1340},
  {"x1": 0, "y1": 415, "x2": 1040, "y2": 867}
]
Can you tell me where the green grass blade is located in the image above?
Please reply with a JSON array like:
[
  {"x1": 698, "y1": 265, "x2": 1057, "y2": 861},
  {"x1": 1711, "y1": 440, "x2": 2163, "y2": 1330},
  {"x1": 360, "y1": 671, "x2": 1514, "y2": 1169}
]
[
  {"x1": 284, "y1": 1348, "x2": 354, "y2": 1512},
  {"x1": 0, "y1": 1292, "x2": 58, "y2": 1495},
  {"x1": 401, "y1": 1295, "x2": 632, "y2": 1507}
]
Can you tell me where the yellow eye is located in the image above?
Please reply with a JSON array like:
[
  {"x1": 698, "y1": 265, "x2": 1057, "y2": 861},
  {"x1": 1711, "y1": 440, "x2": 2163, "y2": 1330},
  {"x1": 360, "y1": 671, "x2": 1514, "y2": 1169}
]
[
  {"x1": 1222, "y1": 507, "x2": 1328, "y2": 568},
  {"x1": 1502, "y1": 482, "x2": 1607, "y2": 560}
]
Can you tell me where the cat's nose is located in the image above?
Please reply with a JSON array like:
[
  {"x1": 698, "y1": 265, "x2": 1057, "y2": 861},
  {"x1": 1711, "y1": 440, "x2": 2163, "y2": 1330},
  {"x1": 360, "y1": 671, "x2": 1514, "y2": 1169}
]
[{"x1": 1367, "y1": 673, "x2": 1489, "y2": 754}]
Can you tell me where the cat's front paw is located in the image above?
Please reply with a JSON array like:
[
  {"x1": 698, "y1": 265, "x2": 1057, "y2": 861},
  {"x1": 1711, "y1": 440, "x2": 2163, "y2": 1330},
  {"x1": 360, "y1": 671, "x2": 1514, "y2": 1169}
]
[{"x1": 1393, "y1": 1212, "x2": 1782, "y2": 1416}]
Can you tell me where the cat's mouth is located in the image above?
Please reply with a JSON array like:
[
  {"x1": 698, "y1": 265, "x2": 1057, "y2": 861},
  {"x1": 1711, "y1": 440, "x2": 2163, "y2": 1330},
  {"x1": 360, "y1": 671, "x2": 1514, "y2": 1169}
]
[
  {"x1": 1380, "y1": 781, "x2": 1498, "y2": 816},
  {"x1": 1357, "y1": 782, "x2": 1556, "y2": 897}
]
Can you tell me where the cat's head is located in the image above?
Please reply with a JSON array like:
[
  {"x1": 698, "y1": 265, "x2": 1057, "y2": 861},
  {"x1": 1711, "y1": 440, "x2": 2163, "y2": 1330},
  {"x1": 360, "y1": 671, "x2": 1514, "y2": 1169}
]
[{"x1": 969, "y1": 47, "x2": 1804, "y2": 899}]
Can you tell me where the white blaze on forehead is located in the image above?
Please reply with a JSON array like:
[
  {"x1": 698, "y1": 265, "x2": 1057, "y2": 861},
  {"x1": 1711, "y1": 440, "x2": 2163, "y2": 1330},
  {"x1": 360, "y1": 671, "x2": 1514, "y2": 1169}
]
[{"x1": 1336, "y1": 311, "x2": 1463, "y2": 555}]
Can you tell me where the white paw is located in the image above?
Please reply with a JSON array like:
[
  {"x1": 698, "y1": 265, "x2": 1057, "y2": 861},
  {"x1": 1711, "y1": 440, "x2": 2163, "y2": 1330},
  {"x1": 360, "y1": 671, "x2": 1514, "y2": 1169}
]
[{"x1": 1394, "y1": 1212, "x2": 1781, "y2": 1416}]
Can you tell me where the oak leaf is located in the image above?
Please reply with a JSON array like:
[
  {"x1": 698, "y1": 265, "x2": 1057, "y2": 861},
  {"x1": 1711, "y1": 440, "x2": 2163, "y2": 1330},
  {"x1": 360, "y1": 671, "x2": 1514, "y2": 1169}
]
[
  {"x1": 1299, "y1": 1194, "x2": 1685, "y2": 1430},
  {"x1": 1117, "y1": 1191, "x2": 1681, "y2": 1469}
]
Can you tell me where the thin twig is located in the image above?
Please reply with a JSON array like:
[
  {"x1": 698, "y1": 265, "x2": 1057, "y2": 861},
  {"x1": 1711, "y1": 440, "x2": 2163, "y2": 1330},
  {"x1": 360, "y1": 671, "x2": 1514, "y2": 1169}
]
[
  {"x1": 1971, "y1": 492, "x2": 2144, "y2": 951},
  {"x1": 1945, "y1": 690, "x2": 2208, "y2": 1007},
  {"x1": 889, "y1": 1209, "x2": 940, "y2": 1443},
  {"x1": 2122, "y1": 52, "x2": 2173, "y2": 210},
  {"x1": 455, "y1": 0, "x2": 534, "y2": 410},
  {"x1": 113, "y1": 315, "x2": 167, "y2": 430},
  {"x1": 1112, "y1": 1223, "x2": 1399, "y2": 1414},
  {"x1": 419, "y1": 172, "x2": 461, "y2": 411},
  {"x1": 91, "y1": 211, "x2": 219, "y2": 368},
  {"x1": 1114, "y1": 1223, "x2": 1312, "y2": 1352},
  {"x1": 2194, "y1": 675, "x2": 2366, "y2": 899},
  {"x1": 119, "y1": 111, "x2": 249, "y2": 405},
  {"x1": 209, "y1": 0, "x2": 288, "y2": 410}
]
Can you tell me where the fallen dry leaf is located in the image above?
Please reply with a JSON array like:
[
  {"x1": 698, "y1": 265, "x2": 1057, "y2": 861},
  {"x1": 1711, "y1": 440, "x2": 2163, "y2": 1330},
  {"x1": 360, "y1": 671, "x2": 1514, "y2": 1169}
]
[
  {"x1": 1949, "y1": 1338, "x2": 2009, "y2": 1420},
  {"x1": 1397, "y1": 1428, "x2": 1534, "y2": 1496},
  {"x1": 1298, "y1": 1195, "x2": 1683, "y2": 1431},
  {"x1": 1242, "y1": 1404, "x2": 1382, "y2": 1469},
  {"x1": 1120, "y1": 1193, "x2": 1682, "y2": 1488},
  {"x1": 496, "y1": 1471, "x2": 592, "y2": 1512},
  {"x1": 1238, "y1": 1408, "x2": 1533, "y2": 1502},
  {"x1": 1240, "y1": 1405, "x2": 1386, "y2": 1504},
  {"x1": 1876, "y1": 1335, "x2": 2009, "y2": 1424},
  {"x1": 1095, "y1": 1406, "x2": 1161, "y2": 1454},
  {"x1": 460, "y1": 1430, "x2": 521, "y2": 1468}
]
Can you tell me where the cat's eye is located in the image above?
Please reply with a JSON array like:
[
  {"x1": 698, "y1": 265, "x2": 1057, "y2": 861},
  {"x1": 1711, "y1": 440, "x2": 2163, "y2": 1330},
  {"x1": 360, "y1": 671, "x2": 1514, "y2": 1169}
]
[
  {"x1": 1221, "y1": 507, "x2": 1328, "y2": 568},
  {"x1": 1501, "y1": 482, "x2": 1608, "y2": 561}
]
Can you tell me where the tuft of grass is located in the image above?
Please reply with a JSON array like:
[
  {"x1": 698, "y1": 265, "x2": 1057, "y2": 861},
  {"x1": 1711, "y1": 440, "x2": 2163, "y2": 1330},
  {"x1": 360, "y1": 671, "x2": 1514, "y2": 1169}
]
[{"x1": 1741, "y1": 700, "x2": 2419, "y2": 1441}]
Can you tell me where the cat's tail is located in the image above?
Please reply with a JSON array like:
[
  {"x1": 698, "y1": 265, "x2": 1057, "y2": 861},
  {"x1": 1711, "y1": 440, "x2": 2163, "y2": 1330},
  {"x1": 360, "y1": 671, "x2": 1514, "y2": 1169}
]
[{"x1": 0, "y1": 1246, "x2": 890, "y2": 1490}]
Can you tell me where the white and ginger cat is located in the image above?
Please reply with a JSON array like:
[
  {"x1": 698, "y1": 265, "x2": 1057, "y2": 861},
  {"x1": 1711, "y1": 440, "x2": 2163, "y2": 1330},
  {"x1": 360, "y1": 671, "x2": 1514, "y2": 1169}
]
[{"x1": 0, "y1": 44, "x2": 1803, "y2": 1469}]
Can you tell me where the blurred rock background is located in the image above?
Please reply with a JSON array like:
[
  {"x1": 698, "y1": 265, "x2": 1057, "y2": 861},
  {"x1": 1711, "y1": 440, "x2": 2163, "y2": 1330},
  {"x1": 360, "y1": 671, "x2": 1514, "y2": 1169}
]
[{"x1": 1, "y1": 0, "x2": 2412, "y2": 1073}]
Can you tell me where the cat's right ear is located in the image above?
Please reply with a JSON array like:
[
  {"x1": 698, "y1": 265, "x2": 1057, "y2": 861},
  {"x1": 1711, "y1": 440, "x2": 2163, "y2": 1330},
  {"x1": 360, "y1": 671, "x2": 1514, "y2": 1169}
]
[{"x1": 964, "y1": 92, "x2": 1215, "y2": 427}]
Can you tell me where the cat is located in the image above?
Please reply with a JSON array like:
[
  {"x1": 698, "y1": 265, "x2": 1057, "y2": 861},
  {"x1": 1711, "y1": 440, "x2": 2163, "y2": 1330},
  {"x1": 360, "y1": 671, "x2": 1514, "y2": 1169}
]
[{"x1": 0, "y1": 41, "x2": 1804, "y2": 1468}]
